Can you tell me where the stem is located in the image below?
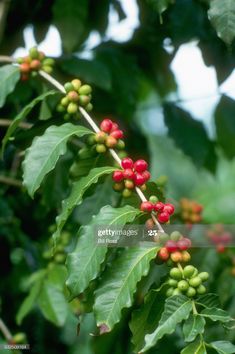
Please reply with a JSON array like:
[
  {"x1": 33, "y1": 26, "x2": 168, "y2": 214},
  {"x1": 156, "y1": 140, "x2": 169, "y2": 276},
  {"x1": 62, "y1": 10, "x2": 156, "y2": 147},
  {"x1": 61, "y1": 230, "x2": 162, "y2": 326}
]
[
  {"x1": 0, "y1": 318, "x2": 13, "y2": 341},
  {"x1": 0, "y1": 119, "x2": 32, "y2": 129},
  {"x1": 38, "y1": 71, "x2": 164, "y2": 231},
  {"x1": 0, "y1": 55, "x2": 14, "y2": 63},
  {"x1": 192, "y1": 300, "x2": 198, "y2": 315},
  {"x1": 177, "y1": 262, "x2": 184, "y2": 273},
  {"x1": 0, "y1": 175, "x2": 22, "y2": 187}
]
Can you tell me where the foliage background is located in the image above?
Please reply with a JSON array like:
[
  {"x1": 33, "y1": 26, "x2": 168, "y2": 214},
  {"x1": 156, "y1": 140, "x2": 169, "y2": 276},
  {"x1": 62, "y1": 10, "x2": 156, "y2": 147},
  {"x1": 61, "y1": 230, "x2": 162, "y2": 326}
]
[{"x1": 0, "y1": 0, "x2": 235, "y2": 353}]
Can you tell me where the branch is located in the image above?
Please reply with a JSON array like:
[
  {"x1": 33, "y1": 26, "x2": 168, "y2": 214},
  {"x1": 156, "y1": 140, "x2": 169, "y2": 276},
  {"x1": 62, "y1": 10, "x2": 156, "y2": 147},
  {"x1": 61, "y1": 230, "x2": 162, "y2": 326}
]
[
  {"x1": 0, "y1": 55, "x2": 14, "y2": 63},
  {"x1": 0, "y1": 318, "x2": 13, "y2": 341},
  {"x1": 0, "y1": 175, "x2": 22, "y2": 187},
  {"x1": 38, "y1": 70, "x2": 164, "y2": 231},
  {"x1": 0, "y1": 119, "x2": 32, "y2": 129}
]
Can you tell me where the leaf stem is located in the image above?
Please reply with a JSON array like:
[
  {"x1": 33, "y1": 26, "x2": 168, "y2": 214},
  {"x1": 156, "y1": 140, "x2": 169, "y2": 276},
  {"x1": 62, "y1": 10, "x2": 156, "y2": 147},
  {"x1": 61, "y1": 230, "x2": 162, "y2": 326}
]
[
  {"x1": 0, "y1": 175, "x2": 22, "y2": 187},
  {"x1": 0, "y1": 318, "x2": 13, "y2": 341},
  {"x1": 192, "y1": 300, "x2": 198, "y2": 315}
]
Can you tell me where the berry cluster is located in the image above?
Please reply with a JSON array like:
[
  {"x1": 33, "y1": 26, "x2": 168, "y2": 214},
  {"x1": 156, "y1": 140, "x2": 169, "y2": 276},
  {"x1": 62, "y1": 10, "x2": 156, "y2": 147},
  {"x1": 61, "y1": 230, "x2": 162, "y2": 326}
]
[
  {"x1": 112, "y1": 157, "x2": 150, "y2": 197},
  {"x1": 155, "y1": 231, "x2": 191, "y2": 263},
  {"x1": 207, "y1": 224, "x2": 232, "y2": 253},
  {"x1": 57, "y1": 79, "x2": 93, "y2": 117},
  {"x1": 180, "y1": 198, "x2": 203, "y2": 224},
  {"x1": 166, "y1": 265, "x2": 209, "y2": 298},
  {"x1": 17, "y1": 47, "x2": 55, "y2": 80},
  {"x1": 141, "y1": 195, "x2": 174, "y2": 224},
  {"x1": 90, "y1": 118, "x2": 125, "y2": 153},
  {"x1": 43, "y1": 231, "x2": 71, "y2": 264}
]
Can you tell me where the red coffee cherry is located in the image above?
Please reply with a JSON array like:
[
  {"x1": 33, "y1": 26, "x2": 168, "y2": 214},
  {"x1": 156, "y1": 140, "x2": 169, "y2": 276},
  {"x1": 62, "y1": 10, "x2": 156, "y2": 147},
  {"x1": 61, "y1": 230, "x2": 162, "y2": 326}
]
[
  {"x1": 30, "y1": 59, "x2": 41, "y2": 70},
  {"x1": 177, "y1": 238, "x2": 191, "y2": 251},
  {"x1": 157, "y1": 211, "x2": 170, "y2": 223},
  {"x1": 158, "y1": 247, "x2": 170, "y2": 261},
  {"x1": 112, "y1": 170, "x2": 124, "y2": 182},
  {"x1": 154, "y1": 202, "x2": 164, "y2": 212},
  {"x1": 140, "y1": 201, "x2": 154, "y2": 212},
  {"x1": 165, "y1": 240, "x2": 178, "y2": 253},
  {"x1": 163, "y1": 203, "x2": 175, "y2": 215},
  {"x1": 20, "y1": 63, "x2": 30, "y2": 73},
  {"x1": 110, "y1": 129, "x2": 124, "y2": 139},
  {"x1": 111, "y1": 122, "x2": 119, "y2": 132},
  {"x1": 106, "y1": 136, "x2": 117, "y2": 148},
  {"x1": 121, "y1": 158, "x2": 134, "y2": 169},
  {"x1": 100, "y1": 119, "x2": 113, "y2": 132},
  {"x1": 123, "y1": 168, "x2": 135, "y2": 180},
  {"x1": 134, "y1": 173, "x2": 146, "y2": 186},
  {"x1": 141, "y1": 170, "x2": 151, "y2": 182},
  {"x1": 134, "y1": 159, "x2": 148, "y2": 172}
]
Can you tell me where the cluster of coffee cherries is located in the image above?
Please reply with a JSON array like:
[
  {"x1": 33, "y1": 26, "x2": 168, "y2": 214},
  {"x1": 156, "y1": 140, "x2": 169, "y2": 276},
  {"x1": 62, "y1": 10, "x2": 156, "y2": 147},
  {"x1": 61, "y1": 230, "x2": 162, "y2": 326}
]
[
  {"x1": 112, "y1": 157, "x2": 150, "y2": 197},
  {"x1": 141, "y1": 195, "x2": 175, "y2": 224},
  {"x1": 180, "y1": 198, "x2": 203, "y2": 224},
  {"x1": 88, "y1": 118, "x2": 125, "y2": 153},
  {"x1": 57, "y1": 79, "x2": 93, "y2": 118},
  {"x1": 17, "y1": 47, "x2": 55, "y2": 80},
  {"x1": 207, "y1": 224, "x2": 232, "y2": 253},
  {"x1": 166, "y1": 264, "x2": 209, "y2": 298},
  {"x1": 155, "y1": 231, "x2": 191, "y2": 263},
  {"x1": 43, "y1": 231, "x2": 71, "y2": 264}
]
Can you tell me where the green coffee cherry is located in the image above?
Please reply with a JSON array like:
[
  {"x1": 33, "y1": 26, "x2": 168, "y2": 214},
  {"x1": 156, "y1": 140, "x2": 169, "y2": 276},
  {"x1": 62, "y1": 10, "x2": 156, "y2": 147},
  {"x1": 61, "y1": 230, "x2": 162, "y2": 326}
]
[
  {"x1": 42, "y1": 58, "x2": 55, "y2": 66},
  {"x1": 79, "y1": 95, "x2": 90, "y2": 106},
  {"x1": 159, "y1": 232, "x2": 170, "y2": 244},
  {"x1": 183, "y1": 265, "x2": 196, "y2": 278},
  {"x1": 79, "y1": 84, "x2": 92, "y2": 95},
  {"x1": 13, "y1": 333, "x2": 26, "y2": 343},
  {"x1": 196, "y1": 284, "x2": 206, "y2": 295},
  {"x1": 177, "y1": 280, "x2": 189, "y2": 292},
  {"x1": 168, "y1": 278, "x2": 178, "y2": 287},
  {"x1": 149, "y1": 195, "x2": 158, "y2": 203},
  {"x1": 87, "y1": 135, "x2": 96, "y2": 145},
  {"x1": 64, "y1": 113, "x2": 70, "y2": 121},
  {"x1": 166, "y1": 287, "x2": 174, "y2": 297},
  {"x1": 198, "y1": 272, "x2": 209, "y2": 282},
  {"x1": 61, "y1": 232, "x2": 70, "y2": 246},
  {"x1": 57, "y1": 104, "x2": 65, "y2": 113},
  {"x1": 95, "y1": 131, "x2": 107, "y2": 143},
  {"x1": 116, "y1": 139, "x2": 125, "y2": 150},
  {"x1": 61, "y1": 96, "x2": 69, "y2": 107},
  {"x1": 78, "y1": 147, "x2": 95, "y2": 159},
  {"x1": 29, "y1": 47, "x2": 39, "y2": 59},
  {"x1": 122, "y1": 188, "x2": 132, "y2": 198},
  {"x1": 42, "y1": 65, "x2": 53, "y2": 73},
  {"x1": 113, "y1": 182, "x2": 124, "y2": 192},
  {"x1": 172, "y1": 288, "x2": 182, "y2": 296},
  {"x1": 71, "y1": 79, "x2": 82, "y2": 91},
  {"x1": 170, "y1": 267, "x2": 182, "y2": 280},
  {"x1": 86, "y1": 103, "x2": 93, "y2": 111},
  {"x1": 54, "y1": 253, "x2": 66, "y2": 263},
  {"x1": 170, "y1": 231, "x2": 182, "y2": 241},
  {"x1": 67, "y1": 102, "x2": 78, "y2": 114},
  {"x1": 189, "y1": 276, "x2": 202, "y2": 288},
  {"x1": 64, "y1": 82, "x2": 74, "y2": 92},
  {"x1": 186, "y1": 287, "x2": 196, "y2": 297},
  {"x1": 96, "y1": 144, "x2": 107, "y2": 153}
]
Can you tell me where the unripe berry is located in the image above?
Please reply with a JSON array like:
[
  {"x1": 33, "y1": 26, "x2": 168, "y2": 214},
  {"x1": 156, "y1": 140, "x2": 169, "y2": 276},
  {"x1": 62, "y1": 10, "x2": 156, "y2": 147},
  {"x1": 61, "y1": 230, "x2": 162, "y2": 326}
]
[
  {"x1": 140, "y1": 184, "x2": 147, "y2": 191},
  {"x1": 145, "y1": 218, "x2": 154, "y2": 230},
  {"x1": 121, "y1": 158, "x2": 134, "y2": 169},
  {"x1": 116, "y1": 139, "x2": 125, "y2": 150},
  {"x1": 71, "y1": 79, "x2": 82, "y2": 91},
  {"x1": 42, "y1": 65, "x2": 53, "y2": 73},
  {"x1": 106, "y1": 136, "x2": 117, "y2": 148},
  {"x1": 87, "y1": 135, "x2": 96, "y2": 145},
  {"x1": 79, "y1": 95, "x2": 90, "y2": 106},
  {"x1": 198, "y1": 272, "x2": 209, "y2": 282},
  {"x1": 166, "y1": 287, "x2": 174, "y2": 297},
  {"x1": 79, "y1": 84, "x2": 92, "y2": 95},
  {"x1": 217, "y1": 244, "x2": 225, "y2": 253},
  {"x1": 140, "y1": 201, "x2": 153, "y2": 212},
  {"x1": 64, "y1": 82, "x2": 75, "y2": 92},
  {"x1": 20, "y1": 63, "x2": 30, "y2": 73},
  {"x1": 163, "y1": 203, "x2": 175, "y2": 215},
  {"x1": 23, "y1": 56, "x2": 31, "y2": 64},
  {"x1": 67, "y1": 102, "x2": 78, "y2": 114},
  {"x1": 61, "y1": 96, "x2": 69, "y2": 107},
  {"x1": 172, "y1": 288, "x2": 182, "y2": 296},
  {"x1": 95, "y1": 131, "x2": 107, "y2": 143},
  {"x1": 112, "y1": 170, "x2": 124, "y2": 182},
  {"x1": 100, "y1": 119, "x2": 113, "y2": 132},
  {"x1": 134, "y1": 173, "x2": 146, "y2": 186},
  {"x1": 124, "y1": 179, "x2": 135, "y2": 189},
  {"x1": 96, "y1": 144, "x2": 107, "y2": 153},
  {"x1": 189, "y1": 276, "x2": 202, "y2": 288},
  {"x1": 149, "y1": 195, "x2": 158, "y2": 203},
  {"x1": 110, "y1": 129, "x2": 124, "y2": 139},
  {"x1": 170, "y1": 267, "x2": 182, "y2": 280},
  {"x1": 122, "y1": 188, "x2": 132, "y2": 198},
  {"x1": 57, "y1": 104, "x2": 65, "y2": 113},
  {"x1": 158, "y1": 247, "x2": 169, "y2": 261},
  {"x1": 134, "y1": 159, "x2": 148, "y2": 172},
  {"x1": 183, "y1": 265, "x2": 196, "y2": 278},
  {"x1": 165, "y1": 240, "x2": 178, "y2": 253},
  {"x1": 159, "y1": 232, "x2": 170, "y2": 244},
  {"x1": 30, "y1": 59, "x2": 41, "y2": 70},
  {"x1": 171, "y1": 251, "x2": 183, "y2": 263},
  {"x1": 29, "y1": 47, "x2": 39, "y2": 59},
  {"x1": 86, "y1": 103, "x2": 93, "y2": 111},
  {"x1": 197, "y1": 285, "x2": 206, "y2": 295},
  {"x1": 141, "y1": 170, "x2": 151, "y2": 182},
  {"x1": 113, "y1": 182, "x2": 124, "y2": 191},
  {"x1": 154, "y1": 202, "x2": 164, "y2": 212},
  {"x1": 42, "y1": 58, "x2": 55, "y2": 66},
  {"x1": 123, "y1": 168, "x2": 135, "y2": 180},
  {"x1": 68, "y1": 90, "x2": 79, "y2": 102},
  {"x1": 157, "y1": 211, "x2": 170, "y2": 223},
  {"x1": 186, "y1": 287, "x2": 196, "y2": 297},
  {"x1": 170, "y1": 231, "x2": 182, "y2": 241},
  {"x1": 177, "y1": 280, "x2": 189, "y2": 291},
  {"x1": 181, "y1": 251, "x2": 191, "y2": 263},
  {"x1": 38, "y1": 51, "x2": 45, "y2": 60},
  {"x1": 168, "y1": 278, "x2": 178, "y2": 287}
]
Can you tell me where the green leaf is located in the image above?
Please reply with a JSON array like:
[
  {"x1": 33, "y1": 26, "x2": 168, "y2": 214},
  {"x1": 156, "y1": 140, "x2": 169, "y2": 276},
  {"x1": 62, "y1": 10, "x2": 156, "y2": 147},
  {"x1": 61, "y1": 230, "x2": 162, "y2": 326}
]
[
  {"x1": 0, "y1": 65, "x2": 20, "y2": 108},
  {"x1": 141, "y1": 295, "x2": 192, "y2": 352},
  {"x1": 183, "y1": 314, "x2": 206, "y2": 342},
  {"x1": 208, "y1": 0, "x2": 235, "y2": 45},
  {"x1": 94, "y1": 246, "x2": 158, "y2": 333},
  {"x1": 196, "y1": 293, "x2": 220, "y2": 309},
  {"x1": 66, "y1": 205, "x2": 141, "y2": 299},
  {"x1": 53, "y1": 166, "x2": 116, "y2": 244},
  {"x1": 181, "y1": 337, "x2": 207, "y2": 354},
  {"x1": 22, "y1": 123, "x2": 92, "y2": 197},
  {"x1": 130, "y1": 287, "x2": 167, "y2": 353},
  {"x1": 38, "y1": 280, "x2": 69, "y2": 326},
  {"x1": 60, "y1": 57, "x2": 112, "y2": 91},
  {"x1": 210, "y1": 341, "x2": 235, "y2": 354},
  {"x1": 200, "y1": 308, "x2": 233, "y2": 322},
  {"x1": 2, "y1": 90, "x2": 58, "y2": 155},
  {"x1": 53, "y1": 0, "x2": 88, "y2": 52},
  {"x1": 16, "y1": 279, "x2": 43, "y2": 325}
]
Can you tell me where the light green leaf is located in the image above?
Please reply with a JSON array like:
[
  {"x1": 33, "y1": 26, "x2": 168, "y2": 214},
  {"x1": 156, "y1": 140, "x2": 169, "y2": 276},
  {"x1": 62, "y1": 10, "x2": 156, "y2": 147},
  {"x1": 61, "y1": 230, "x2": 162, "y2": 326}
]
[
  {"x1": 0, "y1": 65, "x2": 20, "y2": 108},
  {"x1": 94, "y1": 246, "x2": 158, "y2": 333},
  {"x1": 53, "y1": 166, "x2": 116, "y2": 244},
  {"x1": 181, "y1": 337, "x2": 207, "y2": 354},
  {"x1": 196, "y1": 293, "x2": 220, "y2": 309},
  {"x1": 66, "y1": 205, "x2": 141, "y2": 299},
  {"x1": 2, "y1": 90, "x2": 58, "y2": 155},
  {"x1": 200, "y1": 308, "x2": 233, "y2": 322},
  {"x1": 183, "y1": 314, "x2": 206, "y2": 342},
  {"x1": 22, "y1": 123, "x2": 92, "y2": 197},
  {"x1": 210, "y1": 341, "x2": 235, "y2": 354},
  {"x1": 141, "y1": 295, "x2": 192, "y2": 352},
  {"x1": 38, "y1": 280, "x2": 69, "y2": 326},
  {"x1": 208, "y1": 0, "x2": 235, "y2": 45}
]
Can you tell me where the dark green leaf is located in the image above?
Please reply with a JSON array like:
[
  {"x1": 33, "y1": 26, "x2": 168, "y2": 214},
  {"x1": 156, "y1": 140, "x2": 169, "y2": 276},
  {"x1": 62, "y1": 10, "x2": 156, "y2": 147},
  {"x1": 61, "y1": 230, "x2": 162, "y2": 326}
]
[
  {"x1": 0, "y1": 65, "x2": 20, "y2": 107},
  {"x1": 196, "y1": 293, "x2": 220, "y2": 309},
  {"x1": 183, "y1": 314, "x2": 206, "y2": 342},
  {"x1": 210, "y1": 341, "x2": 235, "y2": 354},
  {"x1": 181, "y1": 337, "x2": 207, "y2": 354},
  {"x1": 200, "y1": 308, "x2": 233, "y2": 322}
]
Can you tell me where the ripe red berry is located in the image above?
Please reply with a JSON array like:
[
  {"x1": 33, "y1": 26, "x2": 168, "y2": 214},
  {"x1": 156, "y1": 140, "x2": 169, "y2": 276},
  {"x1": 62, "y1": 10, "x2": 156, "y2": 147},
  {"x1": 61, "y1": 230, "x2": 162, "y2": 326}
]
[
  {"x1": 121, "y1": 158, "x2": 134, "y2": 169},
  {"x1": 177, "y1": 238, "x2": 190, "y2": 251},
  {"x1": 110, "y1": 129, "x2": 124, "y2": 139},
  {"x1": 111, "y1": 122, "x2": 119, "y2": 132},
  {"x1": 134, "y1": 159, "x2": 148, "y2": 172},
  {"x1": 157, "y1": 211, "x2": 170, "y2": 223},
  {"x1": 163, "y1": 203, "x2": 175, "y2": 215},
  {"x1": 165, "y1": 240, "x2": 178, "y2": 253},
  {"x1": 123, "y1": 168, "x2": 135, "y2": 180},
  {"x1": 134, "y1": 173, "x2": 146, "y2": 186},
  {"x1": 112, "y1": 170, "x2": 124, "y2": 182},
  {"x1": 141, "y1": 170, "x2": 151, "y2": 182},
  {"x1": 158, "y1": 247, "x2": 170, "y2": 261},
  {"x1": 140, "y1": 201, "x2": 154, "y2": 212},
  {"x1": 100, "y1": 119, "x2": 113, "y2": 132},
  {"x1": 216, "y1": 244, "x2": 225, "y2": 253},
  {"x1": 20, "y1": 63, "x2": 30, "y2": 73},
  {"x1": 154, "y1": 202, "x2": 164, "y2": 212}
]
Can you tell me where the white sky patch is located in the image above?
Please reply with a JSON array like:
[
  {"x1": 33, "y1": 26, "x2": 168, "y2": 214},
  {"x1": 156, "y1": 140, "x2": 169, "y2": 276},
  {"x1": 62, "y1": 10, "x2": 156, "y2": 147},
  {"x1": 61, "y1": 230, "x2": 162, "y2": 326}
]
[{"x1": 220, "y1": 69, "x2": 235, "y2": 99}]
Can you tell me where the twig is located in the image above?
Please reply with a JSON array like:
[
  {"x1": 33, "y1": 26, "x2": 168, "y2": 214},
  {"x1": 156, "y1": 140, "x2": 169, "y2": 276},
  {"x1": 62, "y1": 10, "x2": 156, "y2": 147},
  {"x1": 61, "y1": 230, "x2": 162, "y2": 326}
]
[
  {"x1": 0, "y1": 55, "x2": 14, "y2": 63},
  {"x1": 0, "y1": 119, "x2": 32, "y2": 129},
  {"x1": 0, "y1": 175, "x2": 22, "y2": 187},
  {"x1": 0, "y1": 318, "x2": 13, "y2": 341}
]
